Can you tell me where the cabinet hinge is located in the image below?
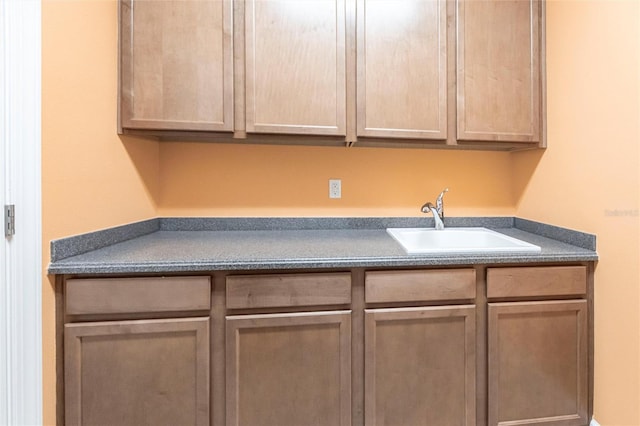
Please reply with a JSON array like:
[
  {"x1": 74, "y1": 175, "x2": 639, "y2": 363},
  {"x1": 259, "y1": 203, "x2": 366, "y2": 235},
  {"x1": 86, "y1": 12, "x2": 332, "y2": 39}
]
[{"x1": 5, "y1": 204, "x2": 15, "y2": 237}]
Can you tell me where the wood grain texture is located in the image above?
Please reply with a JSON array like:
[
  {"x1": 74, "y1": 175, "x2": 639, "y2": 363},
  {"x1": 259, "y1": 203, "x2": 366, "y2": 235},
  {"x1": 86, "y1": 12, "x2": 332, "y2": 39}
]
[
  {"x1": 55, "y1": 276, "x2": 66, "y2": 426},
  {"x1": 245, "y1": 0, "x2": 347, "y2": 135},
  {"x1": 475, "y1": 266, "x2": 488, "y2": 426},
  {"x1": 365, "y1": 268, "x2": 476, "y2": 303},
  {"x1": 586, "y1": 263, "x2": 595, "y2": 422},
  {"x1": 345, "y1": 0, "x2": 358, "y2": 143},
  {"x1": 120, "y1": 0, "x2": 233, "y2": 131},
  {"x1": 233, "y1": 0, "x2": 246, "y2": 136},
  {"x1": 65, "y1": 276, "x2": 211, "y2": 315},
  {"x1": 488, "y1": 300, "x2": 588, "y2": 426},
  {"x1": 356, "y1": 0, "x2": 447, "y2": 139},
  {"x1": 365, "y1": 305, "x2": 476, "y2": 426},
  {"x1": 226, "y1": 272, "x2": 351, "y2": 309},
  {"x1": 457, "y1": 0, "x2": 541, "y2": 143},
  {"x1": 226, "y1": 311, "x2": 351, "y2": 426},
  {"x1": 65, "y1": 317, "x2": 210, "y2": 426},
  {"x1": 212, "y1": 273, "x2": 226, "y2": 426},
  {"x1": 351, "y1": 269, "x2": 365, "y2": 426},
  {"x1": 487, "y1": 266, "x2": 587, "y2": 299}
]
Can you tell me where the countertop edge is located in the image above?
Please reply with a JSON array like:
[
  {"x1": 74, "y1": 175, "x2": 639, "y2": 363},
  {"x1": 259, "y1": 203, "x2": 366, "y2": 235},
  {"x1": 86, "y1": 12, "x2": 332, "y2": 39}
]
[{"x1": 48, "y1": 255, "x2": 599, "y2": 275}]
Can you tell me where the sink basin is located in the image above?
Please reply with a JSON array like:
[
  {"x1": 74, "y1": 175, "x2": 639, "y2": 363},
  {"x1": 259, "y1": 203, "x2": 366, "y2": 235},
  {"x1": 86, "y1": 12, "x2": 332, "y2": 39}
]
[{"x1": 386, "y1": 227, "x2": 541, "y2": 255}]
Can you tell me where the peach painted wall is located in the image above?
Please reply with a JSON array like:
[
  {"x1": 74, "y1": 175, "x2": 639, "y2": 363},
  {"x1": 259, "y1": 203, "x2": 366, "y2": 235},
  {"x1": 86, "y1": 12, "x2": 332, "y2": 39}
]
[
  {"x1": 41, "y1": 0, "x2": 639, "y2": 425},
  {"x1": 158, "y1": 142, "x2": 514, "y2": 217},
  {"x1": 514, "y1": 1, "x2": 640, "y2": 424},
  {"x1": 42, "y1": 1, "x2": 159, "y2": 424}
]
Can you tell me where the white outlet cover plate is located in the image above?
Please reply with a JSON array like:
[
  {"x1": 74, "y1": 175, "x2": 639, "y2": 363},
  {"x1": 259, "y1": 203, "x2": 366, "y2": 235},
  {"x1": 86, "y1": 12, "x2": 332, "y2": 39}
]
[{"x1": 329, "y1": 179, "x2": 341, "y2": 198}]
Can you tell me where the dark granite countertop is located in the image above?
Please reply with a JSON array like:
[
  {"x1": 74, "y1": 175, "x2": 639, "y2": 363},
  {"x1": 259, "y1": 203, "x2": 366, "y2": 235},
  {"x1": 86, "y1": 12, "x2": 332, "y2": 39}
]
[{"x1": 48, "y1": 217, "x2": 598, "y2": 275}]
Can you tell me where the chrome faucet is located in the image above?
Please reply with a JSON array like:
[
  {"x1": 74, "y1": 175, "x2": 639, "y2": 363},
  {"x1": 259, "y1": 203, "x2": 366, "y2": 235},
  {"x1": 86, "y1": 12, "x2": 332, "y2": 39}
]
[{"x1": 421, "y1": 188, "x2": 449, "y2": 230}]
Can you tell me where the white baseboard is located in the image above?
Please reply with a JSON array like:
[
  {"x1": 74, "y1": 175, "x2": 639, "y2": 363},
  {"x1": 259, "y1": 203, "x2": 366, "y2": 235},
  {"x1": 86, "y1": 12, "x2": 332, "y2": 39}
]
[{"x1": 590, "y1": 419, "x2": 601, "y2": 426}]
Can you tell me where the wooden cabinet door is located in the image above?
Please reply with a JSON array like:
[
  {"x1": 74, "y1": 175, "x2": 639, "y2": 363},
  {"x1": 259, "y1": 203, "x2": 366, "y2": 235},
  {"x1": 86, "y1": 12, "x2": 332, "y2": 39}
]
[
  {"x1": 120, "y1": 0, "x2": 233, "y2": 132},
  {"x1": 457, "y1": 0, "x2": 541, "y2": 143},
  {"x1": 64, "y1": 317, "x2": 210, "y2": 426},
  {"x1": 244, "y1": 0, "x2": 347, "y2": 136},
  {"x1": 364, "y1": 305, "x2": 476, "y2": 426},
  {"x1": 488, "y1": 301, "x2": 588, "y2": 426},
  {"x1": 226, "y1": 311, "x2": 351, "y2": 426},
  {"x1": 356, "y1": 0, "x2": 447, "y2": 140}
]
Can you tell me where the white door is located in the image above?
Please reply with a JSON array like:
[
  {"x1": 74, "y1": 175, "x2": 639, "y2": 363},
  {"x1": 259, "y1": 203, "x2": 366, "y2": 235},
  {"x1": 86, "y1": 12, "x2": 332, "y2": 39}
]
[
  {"x1": 0, "y1": 2, "x2": 6, "y2": 418},
  {"x1": 0, "y1": 0, "x2": 42, "y2": 424}
]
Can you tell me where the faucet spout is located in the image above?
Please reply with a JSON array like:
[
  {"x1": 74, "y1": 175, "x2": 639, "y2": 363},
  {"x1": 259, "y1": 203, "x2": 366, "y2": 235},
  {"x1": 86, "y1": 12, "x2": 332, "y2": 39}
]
[
  {"x1": 421, "y1": 188, "x2": 449, "y2": 230},
  {"x1": 420, "y1": 201, "x2": 435, "y2": 214},
  {"x1": 421, "y1": 202, "x2": 445, "y2": 230}
]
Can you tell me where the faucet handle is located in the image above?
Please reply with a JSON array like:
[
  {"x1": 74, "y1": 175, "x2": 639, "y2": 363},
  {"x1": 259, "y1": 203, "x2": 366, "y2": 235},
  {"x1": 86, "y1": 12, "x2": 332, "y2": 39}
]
[{"x1": 436, "y1": 188, "x2": 449, "y2": 217}]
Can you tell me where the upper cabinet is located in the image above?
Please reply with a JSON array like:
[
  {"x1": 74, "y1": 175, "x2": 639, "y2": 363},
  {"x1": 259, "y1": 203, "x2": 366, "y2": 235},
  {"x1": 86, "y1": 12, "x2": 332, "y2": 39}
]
[
  {"x1": 457, "y1": 0, "x2": 542, "y2": 144},
  {"x1": 356, "y1": 0, "x2": 448, "y2": 140},
  {"x1": 245, "y1": 0, "x2": 347, "y2": 136},
  {"x1": 118, "y1": 0, "x2": 545, "y2": 150},
  {"x1": 119, "y1": 0, "x2": 233, "y2": 132}
]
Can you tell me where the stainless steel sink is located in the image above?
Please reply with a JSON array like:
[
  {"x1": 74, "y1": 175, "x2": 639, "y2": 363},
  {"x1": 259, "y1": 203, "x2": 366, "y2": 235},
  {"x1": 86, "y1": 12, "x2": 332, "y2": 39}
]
[{"x1": 386, "y1": 227, "x2": 541, "y2": 255}]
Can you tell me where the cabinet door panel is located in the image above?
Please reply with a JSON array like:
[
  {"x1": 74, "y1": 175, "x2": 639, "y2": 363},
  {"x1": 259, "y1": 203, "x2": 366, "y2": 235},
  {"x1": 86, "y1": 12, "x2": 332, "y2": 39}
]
[
  {"x1": 226, "y1": 311, "x2": 351, "y2": 426},
  {"x1": 64, "y1": 317, "x2": 210, "y2": 426},
  {"x1": 488, "y1": 301, "x2": 588, "y2": 426},
  {"x1": 245, "y1": 0, "x2": 346, "y2": 136},
  {"x1": 120, "y1": 0, "x2": 233, "y2": 131},
  {"x1": 365, "y1": 305, "x2": 476, "y2": 426},
  {"x1": 457, "y1": 0, "x2": 541, "y2": 143},
  {"x1": 357, "y1": 0, "x2": 447, "y2": 139}
]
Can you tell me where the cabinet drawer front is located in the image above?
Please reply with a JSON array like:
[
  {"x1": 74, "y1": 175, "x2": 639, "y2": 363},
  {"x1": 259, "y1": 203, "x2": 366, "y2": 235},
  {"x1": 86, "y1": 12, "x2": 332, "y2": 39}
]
[
  {"x1": 65, "y1": 276, "x2": 211, "y2": 315},
  {"x1": 226, "y1": 273, "x2": 351, "y2": 309},
  {"x1": 365, "y1": 269, "x2": 476, "y2": 303},
  {"x1": 487, "y1": 266, "x2": 587, "y2": 299}
]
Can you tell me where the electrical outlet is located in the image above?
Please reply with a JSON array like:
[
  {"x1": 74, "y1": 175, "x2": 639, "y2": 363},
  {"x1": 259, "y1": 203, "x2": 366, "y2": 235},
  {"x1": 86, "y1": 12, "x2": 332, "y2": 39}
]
[{"x1": 329, "y1": 179, "x2": 342, "y2": 199}]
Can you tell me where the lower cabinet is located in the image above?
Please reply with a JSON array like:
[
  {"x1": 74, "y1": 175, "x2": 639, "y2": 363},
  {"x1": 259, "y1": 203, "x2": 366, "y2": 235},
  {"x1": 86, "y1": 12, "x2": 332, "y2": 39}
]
[
  {"x1": 60, "y1": 265, "x2": 593, "y2": 426},
  {"x1": 487, "y1": 266, "x2": 590, "y2": 426},
  {"x1": 226, "y1": 311, "x2": 352, "y2": 426},
  {"x1": 63, "y1": 276, "x2": 212, "y2": 426},
  {"x1": 364, "y1": 305, "x2": 476, "y2": 426},
  {"x1": 64, "y1": 317, "x2": 210, "y2": 426},
  {"x1": 487, "y1": 300, "x2": 588, "y2": 426}
]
